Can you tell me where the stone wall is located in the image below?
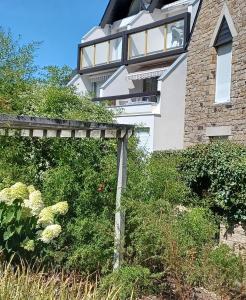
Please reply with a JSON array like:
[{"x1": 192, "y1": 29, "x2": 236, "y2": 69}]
[
  {"x1": 220, "y1": 224, "x2": 246, "y2": 257},
  {"x1": 184, "y1": 0, "x2": 246, "y2": 146}
]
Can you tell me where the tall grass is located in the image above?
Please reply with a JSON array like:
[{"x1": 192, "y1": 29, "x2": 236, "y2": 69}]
[{"x1": 0, "y1": 261, "x2": 124, "y2": 300}]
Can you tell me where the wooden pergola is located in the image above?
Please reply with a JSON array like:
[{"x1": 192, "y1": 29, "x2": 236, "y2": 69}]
[{"x1": 0, "y1": 114, "x2": 134, "y2": 270}]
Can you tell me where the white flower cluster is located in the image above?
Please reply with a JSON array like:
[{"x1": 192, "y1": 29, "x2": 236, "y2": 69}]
[
  {"x1": 0, "y1": 182, "x2": 69, "y2": 248},
  {"x1": 0, "y1": 182, "x2": 29, "y2": 205},
  {"x1": 37, "y1": 201, "x2": 68, "y2": 227},
  {"x1": 40, "y1": 224, "x2": 62, "y2": 244},
  {"x1": 24, "y1": 190, "x2": 44, "y2": 216},
  {"x1": 37, "y1": 207, "x2": 54, "y2": 226},
  {"x1": 21, "y1": 239, "x2": 35, "y2": 252}
]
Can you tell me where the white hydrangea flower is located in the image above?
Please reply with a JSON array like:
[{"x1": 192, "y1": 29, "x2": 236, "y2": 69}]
[
  {"x1": 40, "y1": 224, "x2": 62, "y2": 244},
  {"x1": 10, "y1": 182, "x2": 29, "y2": 201},
  {"x1": 21, "y1": 239, "x2": 35, "y2": 252},
  {"x1": 27, "y1": 185, "x2": 36, "y2": 194},
  {"x1": 51, "y1": 201, "x2": 68, "y2": 215},
  {"x1": 0, "y1": 188, "x2": 13, "y2": 205},
  {"x1": 37, "y1": 207, "x2": 54, "y2": 227},
  {"x1": 25, "y1": 190, "x2": 44, "y2": 216}
]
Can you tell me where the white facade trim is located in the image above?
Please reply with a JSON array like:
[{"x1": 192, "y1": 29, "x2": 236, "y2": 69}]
[
  {"x1": 158, "y1": 53, "x2": 187, "y2": 83},
  {"x1": 114, "y1": 15, "x2": 137, "y2": 29},
  {"x1": 127, "y1": 11, "x2": 148, "y2": 29},
  {"x1": 67, "y1": 74, "x2": 80, "y2": 86},
  {"x1": 116, "y1": 112, "x2": 161, "y2": 117},
  {"x1": 81, "y1": 26, "x2": 101, "y2": 42},
  {"x1": 161, "y1": 0, "x2": 193, "y2": 11},
  {"x1": 206, "y1": 126, "x2": 232, "y2": 137},
  {"x1": 209, "y1": 3, "x2": 238, "y2": 47},
  {"x1": 100, "y1": 66, "x2": 126, "y2": 91}
]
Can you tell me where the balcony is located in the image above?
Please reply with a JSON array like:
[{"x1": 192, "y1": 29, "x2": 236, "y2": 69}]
[
  {"x1": 92, "y1": 91, "x2": 160, "y2": 115},
  {"x1": 80, "y1": 36, "x2": 123, "y2": 69},
  {"x1": 78, "y1": 13, "x2": 190, "y2": 74}
]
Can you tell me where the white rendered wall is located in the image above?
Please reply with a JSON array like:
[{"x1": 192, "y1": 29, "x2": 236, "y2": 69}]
[
  {"x1": 100, "y1": 67, "x2": 130, "y2": 97},
  {"x1": 68, "y1": 75, "x2": 91, "y2": 95},
  {"x1": 116, "y1": 114, "x2": 156, "y2": 152},
  {"x1": 153, "y1": 56, "x2": 187, "y2": 151},
  {"x1": 82, "y1": 26, "x2": 109, "y2": 42}
]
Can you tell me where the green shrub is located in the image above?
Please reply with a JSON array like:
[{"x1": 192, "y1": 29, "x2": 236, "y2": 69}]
[
  {"x1": 100, "y1": 266, "x2": 151, "y2": 299},
  {"x1": 179, "y1": 142, "x2": 246, "y2": 222},
  {"x1": 125, "y1": 151, "x2": 190, "y2": 204},
  {"x1": 125, "y1": 199, "x2": 220, "y2": 296},
  {"x1": 202, "y1": 244, "x2": 245, "y2": 297}
]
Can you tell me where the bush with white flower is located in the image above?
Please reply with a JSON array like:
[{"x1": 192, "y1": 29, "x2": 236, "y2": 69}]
[{"x1": 0, "y1": 182, "x2": 68, "y2": 258}]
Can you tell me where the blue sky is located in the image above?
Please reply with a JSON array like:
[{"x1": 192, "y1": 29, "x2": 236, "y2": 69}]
[{"x1": 0, "y1": 0, "x2": 109, "y2": 68}]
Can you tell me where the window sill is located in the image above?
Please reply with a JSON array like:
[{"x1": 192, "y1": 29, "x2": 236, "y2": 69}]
[{"x1": 213, "y1": 101, "x2": 232, "y2": 107}]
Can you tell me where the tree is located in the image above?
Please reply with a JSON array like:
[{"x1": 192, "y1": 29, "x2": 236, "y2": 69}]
[{"x1": 0, "y1": 28, "x2": 39, "y2": 113}]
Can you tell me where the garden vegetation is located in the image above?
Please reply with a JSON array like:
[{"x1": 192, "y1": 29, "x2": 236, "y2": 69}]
[{"x1": 0, "y1": 28, "x2": 245, "y2": 299}]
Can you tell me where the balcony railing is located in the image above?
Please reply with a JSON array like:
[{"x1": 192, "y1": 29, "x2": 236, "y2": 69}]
[
  {"x1": 128, "y1": 19, "x2": 185, "y2": 60},
  {"x1": 78, "y1": 13, "x2": 190, "y2": 74},
  {"x1": 92, "y1": 91, "x2": 160, "y2": 107},
  {"x1": 80, "y1": 36, "x2": 123, "y2": 69}
]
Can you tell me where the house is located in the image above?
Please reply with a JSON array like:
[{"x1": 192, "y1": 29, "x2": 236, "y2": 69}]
[
  {"x1": 69, "y1": 0, "x2": 202, "y2": 152},
  {"x1": 184, "y1": 0, "x2": 246, "y2": 146}
]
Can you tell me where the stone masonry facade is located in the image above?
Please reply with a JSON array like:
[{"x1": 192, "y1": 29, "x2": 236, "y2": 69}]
[
  {"x1": 220, "y1": 224, "x2": 246, "y2": 257},
  {"x1": 184, "y1": 0, "x2": 246, "y2": 146}
]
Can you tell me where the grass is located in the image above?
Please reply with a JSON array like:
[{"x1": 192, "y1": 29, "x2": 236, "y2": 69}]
[{"x1": 0, "y1": 261, "x2": 126, "y2": 300}]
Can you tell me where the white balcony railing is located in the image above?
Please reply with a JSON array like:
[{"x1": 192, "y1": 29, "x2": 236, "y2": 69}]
[
  {"x1": 93, "y1": 92, "x2": 159, "y2": 107},
  {"x1": 81, "y1": 37, "x2": 122, "y2": 69},
  {"x1": 128, "y1": 19, "x2": 185, "y2": 59}
]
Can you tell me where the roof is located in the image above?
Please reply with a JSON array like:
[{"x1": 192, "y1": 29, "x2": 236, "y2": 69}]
[
  {"x1": 0, "y1": 115, "x2": 134, "y2": 139},
  {"x1": 100, "y1": 0, "x2": 176, "y2": 27}
]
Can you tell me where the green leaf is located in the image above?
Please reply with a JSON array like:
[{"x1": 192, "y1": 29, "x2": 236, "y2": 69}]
[
  {"x1": 3, "y1": 229, "x2": 14, "y2": 241},
  {"x1": 16, "y1": 209, "x2": 22, "y2": 221},
  {"x1": 3, "y1": 210, "x2": 15, "y2": 224},
  {"x1": 15, "y1": 225, "x2": 23, "y2": 235}
]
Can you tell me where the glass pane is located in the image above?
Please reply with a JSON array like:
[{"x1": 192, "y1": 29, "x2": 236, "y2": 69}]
[
  {"x1": 166, "y1": 20, "x2": 184, "y2": 50},
  {"x1": 82, "y1": 45, "x2": 94, "y2": 68},
  {"x1": 129, "y1": 31, "x2": 145, "y2": 59},
  {"x1": 109, "y1": 38, "x2": 122, "y2": 62},
  {"x1": 147, "y1": 26, "x2": 164, "y2": 54},
  {"x1": 95, "y1": 42, "x2": 108, "y2": 66},
  {"x1": 215, "y1": 43, "x2": 232, "y2": 103}
]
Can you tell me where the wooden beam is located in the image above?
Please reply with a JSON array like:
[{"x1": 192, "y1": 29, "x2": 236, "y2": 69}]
[{"x1": 114, "y1": 134, "x2": 128, "y2": 270}]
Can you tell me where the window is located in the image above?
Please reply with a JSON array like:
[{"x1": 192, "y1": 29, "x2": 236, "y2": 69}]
[
  {"x1": 209, "y1": 136, "x2": 229, "y2": 142},
  {"x1": 215, "y1": 42, "x2": 232, "y2": 103},
  {"x1": 143, "y1": 77, "x2": 158, "y2": 93},
  {"x1": 213, "y1": 17, "x2": 233, "y2": 104},
  {"x1": 92, "y1": 81, "x2": 103, "y2": 97}
]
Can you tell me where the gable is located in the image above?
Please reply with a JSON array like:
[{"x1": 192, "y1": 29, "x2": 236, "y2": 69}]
[
  {"x1": 100, "y1": 0, "x2": 176, "y2": 27},
  {"x1": 214, "y1": 17, "x2": 232, "y2": 47},
  {"x1": 209, "y1": 3, "x2": 237, "y2": 48}
]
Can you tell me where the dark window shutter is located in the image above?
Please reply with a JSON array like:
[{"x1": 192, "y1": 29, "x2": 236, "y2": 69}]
[{"x1": 214, "y1": 17, "x2": 233, "y2": 47}]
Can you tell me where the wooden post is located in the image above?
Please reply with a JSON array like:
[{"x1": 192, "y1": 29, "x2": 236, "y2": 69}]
[{"x1": 113, "y1": 135, "x2": 128, "y2": 270}]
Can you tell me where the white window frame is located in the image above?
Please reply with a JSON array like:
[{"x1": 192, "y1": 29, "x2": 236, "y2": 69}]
[{"x1": 215, "y1": 42, "x2": 232, "y2": 104}]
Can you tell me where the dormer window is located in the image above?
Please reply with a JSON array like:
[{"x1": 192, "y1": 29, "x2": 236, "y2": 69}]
[
  {"x1": 142, "y1": 0, "x2": 152, "y2": 9},
  {"x1": 127, "y1": 0, "x2": 151, "y2": 17}
]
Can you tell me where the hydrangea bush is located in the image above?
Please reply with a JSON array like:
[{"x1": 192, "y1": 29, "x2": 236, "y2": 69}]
[{"x1": 0, "y1": 182, "x2": 68, "y2": 258}]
